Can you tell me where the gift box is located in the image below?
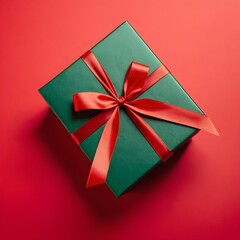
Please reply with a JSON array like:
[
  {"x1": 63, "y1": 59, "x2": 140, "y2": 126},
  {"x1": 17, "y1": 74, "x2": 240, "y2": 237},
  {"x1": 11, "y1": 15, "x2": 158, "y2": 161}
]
[{"x1": 39, "y1": 21, "x2": 217, "y2": 197}]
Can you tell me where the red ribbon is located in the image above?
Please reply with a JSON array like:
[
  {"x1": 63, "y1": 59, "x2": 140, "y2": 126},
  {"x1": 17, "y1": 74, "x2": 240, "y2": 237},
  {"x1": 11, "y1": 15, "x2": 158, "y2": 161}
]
[{"x1": 72, "y1": 50, "x2": 218, "y2": 188}]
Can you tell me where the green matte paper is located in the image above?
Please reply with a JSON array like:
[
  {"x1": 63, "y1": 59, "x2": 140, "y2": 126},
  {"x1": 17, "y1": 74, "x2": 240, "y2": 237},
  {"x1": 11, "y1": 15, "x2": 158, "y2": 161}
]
[{"x1": 39, "y1": 21, "x2": 203, "y2": 197}]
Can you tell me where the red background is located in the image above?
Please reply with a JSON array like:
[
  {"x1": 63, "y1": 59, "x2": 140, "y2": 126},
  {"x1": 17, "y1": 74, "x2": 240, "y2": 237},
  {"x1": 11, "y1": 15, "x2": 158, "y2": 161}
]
[{"x1": 1, "y1": 0, "x2": 240, "y2": 239}]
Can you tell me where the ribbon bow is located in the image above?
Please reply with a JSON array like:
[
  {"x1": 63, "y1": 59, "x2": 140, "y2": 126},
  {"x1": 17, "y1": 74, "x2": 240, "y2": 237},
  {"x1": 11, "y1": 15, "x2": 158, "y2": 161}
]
[{"x1": 72, "y1": 50, "x2": 218, "y2": 188}]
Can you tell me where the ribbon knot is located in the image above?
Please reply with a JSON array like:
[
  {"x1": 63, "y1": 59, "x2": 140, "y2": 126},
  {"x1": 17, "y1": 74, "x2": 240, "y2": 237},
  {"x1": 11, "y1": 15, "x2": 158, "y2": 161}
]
[
  {"x1": 71, "y1": 50, "x2": 218, "y2": 188},
  {"x1": 117, "y1": 96, "x2": 125, "y2": 106}
]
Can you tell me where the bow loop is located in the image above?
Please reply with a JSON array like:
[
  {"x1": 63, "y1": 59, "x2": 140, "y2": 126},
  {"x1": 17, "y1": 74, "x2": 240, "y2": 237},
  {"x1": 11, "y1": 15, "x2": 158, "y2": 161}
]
[
  {"x1": 124, "y1": 62, "x2": 149, "y2": 101},
  {"x1": 73, "y1": 92, "x2": 117, "y2": 111}
]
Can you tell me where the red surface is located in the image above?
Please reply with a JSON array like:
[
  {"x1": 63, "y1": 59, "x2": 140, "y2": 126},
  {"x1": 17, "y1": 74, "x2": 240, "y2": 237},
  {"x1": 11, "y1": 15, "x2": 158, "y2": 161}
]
[{"x1": 1, "y1": 1, "x2": 240, "y2": 239}]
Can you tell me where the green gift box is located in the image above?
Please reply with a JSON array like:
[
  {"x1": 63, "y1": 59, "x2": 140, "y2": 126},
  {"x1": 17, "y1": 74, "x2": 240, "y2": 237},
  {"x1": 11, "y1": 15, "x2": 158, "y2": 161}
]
[{"x1": 39, "y1": 21, "x2": 217, "y2": 197}]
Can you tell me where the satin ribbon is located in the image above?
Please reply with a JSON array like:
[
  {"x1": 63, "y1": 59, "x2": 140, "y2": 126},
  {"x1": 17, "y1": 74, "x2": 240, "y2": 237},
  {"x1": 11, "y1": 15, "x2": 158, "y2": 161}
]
[{"x1": 72, "y1": 50, "x2": 218, "y2": 188}]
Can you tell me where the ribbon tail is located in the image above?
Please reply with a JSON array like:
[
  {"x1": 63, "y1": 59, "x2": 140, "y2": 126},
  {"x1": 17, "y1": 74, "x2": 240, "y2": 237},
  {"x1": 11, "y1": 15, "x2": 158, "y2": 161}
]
[
  {"x1": 86, "y1": 107, "x2": 120, "y2": 188},
  {"x1": 125, "y1": 108, "x2": 172, "y2": 162},
  {"x1": 126, "y1": 99, "x2": 219, "y2": 136}
]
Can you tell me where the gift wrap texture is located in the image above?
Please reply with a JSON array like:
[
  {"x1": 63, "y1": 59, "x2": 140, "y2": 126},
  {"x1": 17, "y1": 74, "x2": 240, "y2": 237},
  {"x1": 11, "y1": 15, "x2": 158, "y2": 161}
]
[{"x1": 39, "y1": 21, "x2": 203, "y2": 197}]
